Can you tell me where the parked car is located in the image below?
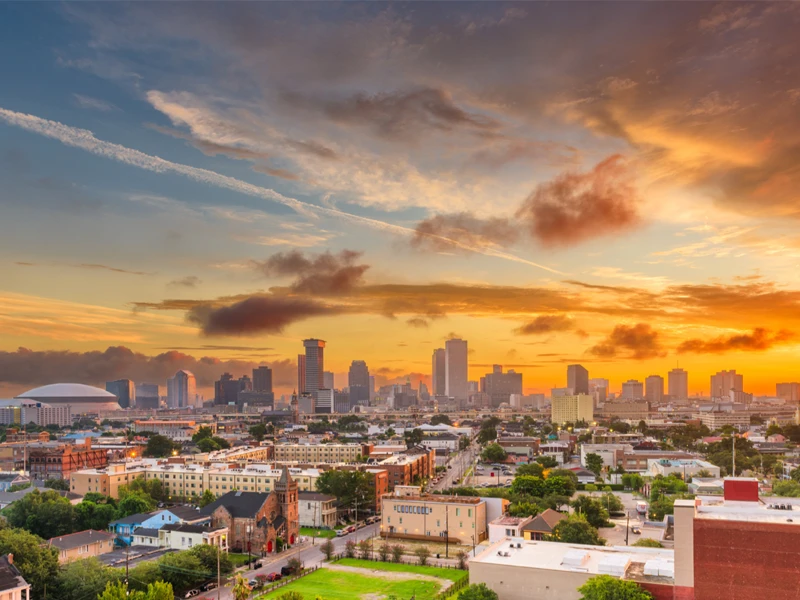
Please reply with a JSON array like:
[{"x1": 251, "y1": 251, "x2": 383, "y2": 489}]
[
  {"x1": 335, "y1": 529, "x2": 347, "y2": 537},
  {"x1": 184, "y1": 590, "x2": 200, "y2": 598},
  {"x1": 630, "y1": 526, "x2": 641, "y2": 534},
  {"x1": 346, "y1": 525, "x2": 357, "y2": 533},
  {"x1": 266, "y1": 572, "x2": 282, "y2": 582},
  {"x1": 201, "y1": 582, "x2": 218, "y2": 592},
  {"x1": 281, "y1": 565, "x2": 297, "y2": 576},
  {"x1": 248, "y1": 580, "x2": 259, "y2": 588}
]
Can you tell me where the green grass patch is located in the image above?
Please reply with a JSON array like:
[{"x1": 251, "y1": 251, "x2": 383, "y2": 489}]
[
  {"x1": 228, "y1": 552, "x2": 254, "y2": 566},
  {"x1": 335, "y1": 558, "x2": 466, "y2": 583},
  {"x1": 259, "y1": 568, "x2": 443, "y2": 599},
  {"x1": 300, "y1": 526, "x2": 337, "y2": 539}
]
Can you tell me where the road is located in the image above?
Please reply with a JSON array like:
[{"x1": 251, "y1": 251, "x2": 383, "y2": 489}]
[
  {"x1": 203, "y1": 523, "x2": 380, "y2": 600},
  {"x1": 428, "y1": 440, "x2": 479, "y2": 491}
]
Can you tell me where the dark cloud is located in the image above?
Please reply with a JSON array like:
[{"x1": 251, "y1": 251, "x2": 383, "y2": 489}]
[
  {"x1": 252, "y1": 165, "x2": 300, "y2": 181},
  {"x1": 283, "y1": 87, "x2": 500, "y2": 142},
  {"x1": 253, "y1": 249, "x2": 369, "y2": 295},
  {"x1": 146, "y1": 124, "x2": 273, "y2": 161},
  {"x1": 187, "y1": 296, "x2": 341, "y2": 336},
  {"x1": 406, "y1": 317, "x2": 429, "y2": 329},
  {"x1": 282, "y1": 139, "x2": 338, "y2": 161},
  {"x1": 516, "y1": 155, "x2": 640, "y2": 247},
  {"x1": 168, "y1": 275, "x2": 201, "y2": 288},
  {"x1": 16, "y1": 261, "x2": 149, "y2": 276},
  {"x1": 411, "y1": 213, "x2": 519, "y2": 252},
  {"x1": 588, "y1": 323, "x2": 665, "y2": 360},
  {"x1": 0, "y1": 346, "x2": 296, "y2": 394},
  {"x1": 677, "y1": 327, "x2": 795, "y2": 354},
  {"x1": 515, "y1": 314, "x2": 573, "y2": 336}
]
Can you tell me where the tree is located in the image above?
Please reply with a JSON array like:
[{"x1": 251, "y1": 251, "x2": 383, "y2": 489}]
[
  {"x1": 276, "y1": 593, "x2": 304, "y2": 600},
  {"x1": 358, "y1": 539, "x2": 371, "y2": 560},
  {"x1": 190, "y1": 544, "x2": 233, "y2": 575},
  {"x1": 232, "y1": 574, "x2": 252, "y2": 600},
  {"x1": 316, "y1": 470, "x2": 375, "y2": 516},
  {"x1": 99, "y1": 580, "x2": 175, "y2": 600},
  {"x1": 197, "y1": 437, "x2": 221, "y2": 452},
  {"x1": 515, "y1": 463, "x2": 544, "y2": 478},
  {"x1": 249, "y1": 423, "x2": 267, "y2": 441},
  {"x1": 695, "y1": 469, "x2": 712, "y2": 479},
  {"x1": 0, "y1": 528, "x2": 59, "y2": 599},
  {"x1": 378, "y1": 543, "x2": 390, "y2": 562},
  {"x1": 320, "y1": 538, "x2": 335, "y2": 560},
  {"x1": 192, "y1": 426, "x2": 214, "y2": 443},
  {"x1": 622, "y1": 473, "x2": 644, "y2": 491},
  {"x1": 507, "y1": 501, "x2": 542, "y2": 518},
  {"x1": 415, "y1": 546, "x2": 431, "y2": 566},
  {"x1": 511, "y1": 476, "x2": 546, "y2": 497},
  {"x1": 345, "y1": 539, "x2": 357, "y2": 558},
  {"x1": 212, "y1": 436, "x2": 231, "y2": 449},
  {"x1": 481, "y1": 443, "x2": 508, "y2": 463},
  {"x1": 773, "y1": 480, "x2": 800, "y2": 497},
  {"x1": 459, "y1": 436, "x2": 471, "y2": 450},
  {"x1": 571, "y1": 496, "x2": 610, "y2": 528},
  {"x1": 548, "y1": 515, "x2": 605, "y2": 546},
  {"x1": 404, "y1": 428, "x2": 424, "y2": 448},
  {"x1": 6, "y1": 489, "x2": 76, "y2": 538},
  {"x1": 53, "y1": 557, "x2": 123, "y2": 600},
  {"x1": 117, "y1": 493, "x2": 155, "y2": 518},
  {"x1": 44, "y1": 478, "x2": 70, "y2": 491},
  {"x1": 75, "y1": 500, "x2": 118, "y2": 531},
  {"x1": 541, "y1": 495, "x2": 571, "y2": 512},
  {"x1": 633, "y1": 538, "x2": 664, "y2": 548},
  {"x1": 601, "y1": 492, "x2": 624, "y2": 514},
  {"x1": 544, "y1": 475, "x2": 575, "y2": 497},
  {"x1": 456, "y1": 549, "x2": 469, "y2": 570},
  {"x1": 391, "y1": 544, "x2": 404, "y2": 563},
  {"x1": 431, "y1": 414, "x2": 452, "y2": 426},
  {"x1": 578, "y1": 575, "x2": 653, "y2": 600},
  {"x1": 585, "y1": 453, "x2": 604, "y2": 477},
  {"x1": 199, "y1": 489, "x2": 216, "y2": 508},
  {"x1": 458, "y1": 583, "x2": 499, "y2": 600},
  {"x1": 145, "y1": 434, "x2": 177, "y2": 458},
  {"x1": 156, "y1": 550, "x2": 207, "y2": 591},
  {"x1": 535, "y1": 455, "x2": 558, "y2": 468},
  {"x1": 585, "y1": 484, "x2": 598, "y2": 494}
]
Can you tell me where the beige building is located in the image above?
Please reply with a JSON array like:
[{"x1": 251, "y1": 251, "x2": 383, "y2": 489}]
[
  {"x1": 206, "y1": 465, "x2": 322, "y2": 496},
  {"x1": 381, "y1": 494, "x2": 487, "y2": 544},
  {"x1": 133, "y1": 419, "x2": 214, "y2": 441},
  {"x1": 551, "y1": 394, "x2": 594, "y2": 424},
  {"x1": 47, "y1": 530, "x2": 116, "y2": 564},
  {"x1": 158, "y1": 523, "x2": 228, "y2": 551},
  {"x1": 0, "y1": 555, "x2": 30, "y2": 600},
  {"x1": 273, "y1": 443, "x2": 366, "y2": 463},
  {"x1": 299, "y1": 492, "x2": 338, "y2": 529},
  {"x1": 694, "y1": 410, "x2": 750, "y2": 430},
  {"x1": 70, "y1": 462, "x2": 153, "y2": 498}
]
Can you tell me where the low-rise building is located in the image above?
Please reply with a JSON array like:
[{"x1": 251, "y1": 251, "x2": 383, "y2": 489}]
[
  {"x1": 381, "y1": 493, "x2": 487, "y2": 545},
  {"x1": 420, "y1": 433, "x2": 460, "y2": 452},
  {"x1": 0, "y1": 474, "x2": 29, "y2": 492},
  {"x1": 273, "y1": 443, "x2": 370, "y2": 463},
  {"x1": 47, "y1": 530, "x2": 116, "y2": 564},
  {"x1": 28, "y1": 438, "x2": 109, "y2": 480},
  {"x1": 539, "y1": 442, "x2": 570, "y2": 465},
  {"x1": 158, "y1": 523, "x2": 229, "y2": 551},
  {"x1": 520, "y1": 509, "x2": 566, "y2": 540},
  {"x1": 109, "y1": 507, "x2": 208, "y2": 546},
  {"x1": 488, "y1": 516, "x2": 534, "y2": 543},
  {"x1": 496, "y1": 437, "x2": 539, "y2": 459},
  {"x1": 298, "y1": 492, "x2": 337, "y2": 529},
  {"x1": 0, "y1": 554, "x2": 30, "y2": 600},
  {"x1": 133, "y1": 419, "x2": 214, "y2": 441},
  {"x1": 378, "y1": 447, "x2": 436, "y2": 490},
  {"x1": 693, "y1": 408, "x2": 750, "y2": 431},
  {"x1": 647, "y1": 459, "x2": 720, "y2": 479}
]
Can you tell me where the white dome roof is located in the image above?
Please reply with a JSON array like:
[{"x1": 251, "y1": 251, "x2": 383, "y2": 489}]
[{"x1": 19, "y1": 383, "x2": 116, "y2": 399}]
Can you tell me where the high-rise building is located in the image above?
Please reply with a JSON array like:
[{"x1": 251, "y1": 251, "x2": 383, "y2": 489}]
[
  {"x1": 589, "y1": 378, "x2": 610, "y2": 391},
  {"x1": 315, "y1": 389, "x2": 333, "y2": 414},
  {"x1": 710, "y1": 370, "x2": 743, "y2": 399},
  {"x1": 135, "y1": 383, "x2": 159, "y2": 409},
  {"x1": 445, "y1": 339, "x2": 468, "y2": 401},
  {"x1": 323, "y1": 371, "x2": 335, "y2": 390},
  {"x1": 567, "y1": 365, "x2": 589, "y2": 395},
  {"x1": 368, "y1": 375, "x2": 376, "y2": 403},
  {"x1": 668, "y1": 368, "x2": 689, "y2": 402},
  {"x1": 106, "y1": 379, "x2": 135, "y2": 409},
  {"x1": 551, "y1": 394, "x2": 594, "y2": 424},
  {"x1": 621, "y1": 379, "x2": 644, "y2": 400},
  {"x1": 297, "y1": 355, "x2": 306, "y2": 395},
  {"x1": 483, "y1": 365, "x2": 523, "y2": 407},
  {"x1": 431, "y1": 349, "x2": 446, "y2": 396},
  {"x1": 167, "y1": 370, "x2": 196, "y2": 409},
  {"x1": 303, "y1": 339, "x2": 325, "y2": 396},
  {"x1": 419, "y1": 382, "x2": 430, "y2": 402},
  {"x1": 348, "y1": 360, "x2": 370, "y2": 406},
  {"x1": 645, "y1": 375, "x2": 664, "y2": 403},
  {"x1": 777, "y1": 383, "x2": 800, "y2": 403},
  {"x1": 253, "y1": 366, "x2": 273, "y2": 393}
]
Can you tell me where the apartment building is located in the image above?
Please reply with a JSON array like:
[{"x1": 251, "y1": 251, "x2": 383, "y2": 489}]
[
  {"x1": 133, "y1": 419, "x2": 215, "y2": 440},
  {"x1": 551, "y1": 394, "x2": 594, "y2": 424},
  {"x1": 28, "y1": 438, "x2": 108, "y2": 480},
  {"x1": 273, "y1": 443, "x2": 371, "y2": 463},
  {"x1": 580, "y1": 444, "x2": 695, "y2": 474},
  {"x1": 206, "y1": 465, "x2": 322, "y2": 496},
  {"x1": 47, "y1": 530, "x2": 116, "y2": 564},
  {"x1": 298, "y1": 492, "x2": 338, "y2": 529},
  {"x1": 378, "y1": 447, "x2": 436, "y2": 490},
  {"x1": 381, "y1": 494, "x2": 487, "y2": 544}
]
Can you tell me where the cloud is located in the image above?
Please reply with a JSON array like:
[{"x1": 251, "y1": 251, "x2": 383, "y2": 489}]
[
  {"x1": 588, "y1": 323, "x2": 665, "y2": 360},
  {"x1": 406, "y1": 317, "x2": 429, "y2": 328},
  {"x1": 186, "y1": 295, "x2": 343, "y2": 336},
  {"x1": 516, "y1": 155, "x2": 640, "y2": 247},
  {"x1": 0, "y1": 346, "x2": 297, "y2": 395},
  {"x1": 252, "y1": 165, "x2": 300, "y2": 181},
  {"x1": 677, "y1": 327, "x2": 796, "y2": 354},
  {"x1": 15, "y1": 261, "x2": 149, "y2": 276},
  {"x1": 411, "y1": 213, "x2": 519, "y2": 252},
  {"x1": 515, "y1": 314, "x2": 573, "y2": 335},
  {"x1": 72, "y1": 94, "x2": 116, "y2": 112},
  {"x1": 168, "y1": 276, "x2": 201, "y2": 288},
  {"x1": 252, "y1": 249, "x2": 369, "y2": 295}
]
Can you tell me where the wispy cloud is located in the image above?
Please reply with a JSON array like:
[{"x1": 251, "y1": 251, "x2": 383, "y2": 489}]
[{"x1": 72, "y1": 93, "x2": 117, "y2": 112}]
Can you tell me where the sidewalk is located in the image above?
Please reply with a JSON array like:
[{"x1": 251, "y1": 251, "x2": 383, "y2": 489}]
[{"x1": 234, "y1": 540, "x2": 312, "y2": 573}]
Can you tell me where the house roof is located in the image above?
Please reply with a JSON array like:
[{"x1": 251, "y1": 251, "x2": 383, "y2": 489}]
[
  {"x1": 277, "y1": 466, "x2": 293, "y2": 486},
  {"x1": 298, "y1": 492, "x2": 336, "y2": 502},
  {"x1": 166, "y1": 505, "x2": 205, "y2": 521},
  {"x1": 110, "y1": 511, "x2": 158, "y2": 526},
  {"x1": 132, "y1": 528, "x2": 160, "y2": 539},
  {"x1": 199, "y1": 491, "x2": 270, "y2": 519},
  {"x1": 0, "y1": 555, "x2": 28, "y2": 592},
  {"x1": 48, "y1": 530, "x2": 115, "y2": 550},
  {"x1": 0, "y1": 474, "x2": 24, "y2": 483},
  {"x1": 161, "y1": 523, "x2": 227, "y2": 535},
  {"x1": 521, "y1": 509, "x2": 566, "y2": 533}
]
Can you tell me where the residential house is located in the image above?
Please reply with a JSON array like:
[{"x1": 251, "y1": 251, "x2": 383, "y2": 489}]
[
  {"x1": 520, "y1": 509, "x2": 566, "y2": 540},
  {"x1": 0, "y1": 555, "x2": 29, "y2": 600},
  {"x1": 109, "y1": 507, "x2": 208, "y2": 546},
  {"x1": 47, "y1": 530, "x2": 116, "y2": 564},
  {"x1": 488, "y1": 516, "x2": 534, "y2": 543},
  {"x1": 0, "y1": 474, "x2": 30, "y2": 492},
  {"x1": 158, "y1": 523, "x2": 229, "y2": 551},
  {"x1": 298, "y1": 492, "x2": 337, "y2": 529}
]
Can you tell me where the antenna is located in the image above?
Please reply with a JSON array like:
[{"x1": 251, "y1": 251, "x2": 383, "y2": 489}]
[{"x1": 732, "y1": 434, "x2": 736, "y2": 476}]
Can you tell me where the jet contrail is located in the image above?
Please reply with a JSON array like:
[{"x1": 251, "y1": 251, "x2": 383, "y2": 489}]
[{"x1": 0, "y1": 107, "x2": 563, "y2": 275}]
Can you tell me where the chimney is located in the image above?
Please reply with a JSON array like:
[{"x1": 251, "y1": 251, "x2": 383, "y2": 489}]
[
  {"x1": 7, "y1": 554, "x2": 12, "y2": 564},
  {"x1": 723, "y1": 477, "x2": 759, "y2": 502}
]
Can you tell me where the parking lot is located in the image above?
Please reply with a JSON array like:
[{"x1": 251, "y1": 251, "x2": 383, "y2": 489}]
[{"x1": 466, "y1": 463, "x2": 517, "y2": 488}]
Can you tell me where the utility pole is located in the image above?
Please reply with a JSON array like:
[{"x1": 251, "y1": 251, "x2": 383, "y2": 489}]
[
  {"x1": 732, "y1": 434, "x2": 736, "y2": 476},
  {"x1": 625, "y1": 511, "x2": 630, "y2": 546},
  {"x1": 312, "y1": 503, "x2": 317, "y2": 545},
  {"x1": 217, "y1": 542, "x2": 221, "y2": 600},
  {"x1": 445, "y1": 504, "x2": 449, "y2": 559}
]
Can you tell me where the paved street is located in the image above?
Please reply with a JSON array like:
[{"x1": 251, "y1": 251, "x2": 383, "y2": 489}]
[{"x1": 428, "y1": 439, "x2": 479, "y2": 491}]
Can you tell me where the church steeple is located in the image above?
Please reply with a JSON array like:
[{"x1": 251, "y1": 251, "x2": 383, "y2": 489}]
[
  {"x1": 275, "y1": 466, "x2": 299, "y2": 544},
  {"x1": 290, "y1": 391, "x2": 299, "y2": 425}
]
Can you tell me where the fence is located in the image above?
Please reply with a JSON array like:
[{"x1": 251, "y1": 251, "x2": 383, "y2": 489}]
[
  {"x1": 434, "y1": 575, "x2": 469, "y2": 599},
  {"x1": 330, "y1": 554, "x2": 468, "y2": 571},
  {"x1": 255, "y1": 565, "x2": 319, "y2": 597}
]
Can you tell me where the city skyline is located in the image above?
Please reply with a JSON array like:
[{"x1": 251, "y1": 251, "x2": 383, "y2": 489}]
[{"x1": 3, "y1": 3, "x2": 800, "y2": 398}]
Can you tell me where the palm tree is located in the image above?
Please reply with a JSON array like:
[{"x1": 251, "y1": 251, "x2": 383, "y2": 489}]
[{"x1": 232, "y1": 574, "x2": 252, "y2": 600}]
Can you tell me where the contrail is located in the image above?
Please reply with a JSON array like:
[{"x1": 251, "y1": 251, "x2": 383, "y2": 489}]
[{"x1": 0, "y1": 107, "x2": 563, "y2": 274}]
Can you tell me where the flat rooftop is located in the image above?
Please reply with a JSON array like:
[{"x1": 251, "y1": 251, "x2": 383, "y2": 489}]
[
  {"x1": 386, "y1": 495, "x2": 482, "y2": 505},
  {"x1": 694, "y1": 495, "x2": 800, "y2": 525},
  {"x1": 472, "y1": 539, "x2": 674, "y2": 584}
]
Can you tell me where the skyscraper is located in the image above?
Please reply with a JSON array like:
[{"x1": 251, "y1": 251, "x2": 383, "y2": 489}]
[
  {"x1": 445, "y1": 338, "x2": 468, "y2": 401},
  {"x1": 348, "y1": 360, "x2": 370, "y2": 406},
  {"x1": 710, "y1": 370, "x2": 743, "y2": 399},
  {"x1": 297, "y1": 354, "x2": 306, "y2": 395},
  {"x1": 303, "y1": 339, "x2": 326, "y2": 396},
  {"x1": 483, "y1": 366, "x2": 523, "y2": 407},
  {"x1": 167, "y1": 370, "x2": 196, "y2": 409},
  {"x1": 621, "y1": 379, "x2": 644, "y2": 400},
  {"x1": 106, "y1": 379, "x2": 135, "y2": 409},
  {"x1": 135, "y1": 383, "x2": 159, "y2": 409},
  {"x1": 668, "y1": 368, "x2": 689, "y2": 402},
  {"x1": 645, "y1": 375, "x2": 664, "y2": 403},
  {"x1": 567, "y1": 365, "x2": 589, "y2": 395},
  {"x1": 432, "y1": 349, "x2": 446, "y2": 396},
  {"x1": 323, "y1": 371, "x2": 335, "y2": 390},
  {"x1": 777, "y1": 383, "x2": 800, "y2": 403},
  {"x1": 253, "y1": 366, "x2": 273, "y2": 393}
]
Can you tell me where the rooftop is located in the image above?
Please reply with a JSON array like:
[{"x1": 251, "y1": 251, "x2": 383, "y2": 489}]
[
  {"x1": 48, "y1": 529, "x2": 115, "y2": 550},
  {"x1": 385, "y1": 494, "x2": 483, "y2": 505},
  {"x1": 199, "y1": 491, "x2": 270, "y2": 518},
  {"x1": 0, "y1": 555, "x2": 28, "y2": 592},
  {"x1": 490, "y1": 516, "x2": 531, "y2": 526},
  {"x1": 18, "y1": 383, "x2": 115, "y2": 399}
]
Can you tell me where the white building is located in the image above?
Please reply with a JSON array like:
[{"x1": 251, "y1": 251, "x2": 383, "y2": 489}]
[
  {"x1": 647, "y1": 459, "x2": 720, "y2": 479},
  {"x1": 488, "y1": 515, "x2": 534, "y2": 543},
  {"x1": 420, "y1": 433, "x2": 460, "y2": 451},
  {"x1": 298, "y1": 492, "x2": 338, "y2": 529},
  {"x1": 158, "y1": 523, "x2": 228, "y2": 551},
  {"x1": 167, "y1": 370, "x2": 196, "y2": 409}
]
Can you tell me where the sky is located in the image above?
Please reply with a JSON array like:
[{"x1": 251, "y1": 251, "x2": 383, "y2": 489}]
[{"x1": 2, "y1": 2, "x2": 800, "y2": 400}]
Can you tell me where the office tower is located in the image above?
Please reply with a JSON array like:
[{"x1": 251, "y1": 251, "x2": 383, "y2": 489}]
[
  {"x1": 334, "y1": 391, "x2": 351, "y2": 414},
  {"x1": 484, "y1": 366, "x2": 523, "y2": 407},
  {"x1": 214, "y1": 373, "x2": 235, "y2": 405},
  {"x1": 106, "y1": 379, "x2": 135, "y2": 409},
  {"x1": 589, "y1": 378, "x2": 610, "y2": 391},
  {"x1": 419, "y1": 382, "x2": 430, "y2": 402},
  {"x1": 668, "y1": 368, "x2": 689, "y2": 402},
  {"x1": 315, "y1": 388, "x2": 333, "y2": 414},
  {"x1": 710, "y1": 370, "x2": 743, "y2": 399},
  {"x1": 348, "y1": 360, "x2": 370, "y2": 406},
  {"x1": 445, "y1": 339, "x2": 469, "y2": 401},
  {"x1": 135, "y1": 383, "x2": 159, "y2": 409},
  {"x1": 368, "y1": 375, "x2": 376, "y2": 403},
  {"x1": 297, "y1": 354, "x2": 306, "y2": 395},
  {"x1": 323, "y1": 371, "x2": 335, "y2": 390},
  {"x1": 253, "y1": 366, "x2": 273, "y2": 393},
  {"x1": 621, "y1": 379, "x2": 644, "y2": 400},
  {"x1": 431, "y1": 349, "x2": 446, "y2": 396},
  {"x1": 567, "y1": 365, "x2": 589, "y2": 395},
  {"x1": 303, "y1": 339, "x2": 325, "y2": 396},
  {"x1": 551, "y1": 394, "x2": 594, "y2": 424},
  {"x1": 777, "y1": 383, "x2": 800, "y2": 403},
  {"x1": 551, "y1": 387, "x2": 571, "y2": 398},
  {"x1": 645, "y1": 375, "x2": 664, "y2": 403},
  {"x1": 167, "y1": 370, "x2": 196, "y2": 409}
]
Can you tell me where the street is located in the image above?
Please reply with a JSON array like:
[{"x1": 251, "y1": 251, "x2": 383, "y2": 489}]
[{"x1": 428, "y1": 439, "x2": 479, "y2": 491}]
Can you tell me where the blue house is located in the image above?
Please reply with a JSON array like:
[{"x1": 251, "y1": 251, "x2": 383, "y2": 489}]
[{"x1": 110, "y1": 506, "x2": 210, "y2": 546}]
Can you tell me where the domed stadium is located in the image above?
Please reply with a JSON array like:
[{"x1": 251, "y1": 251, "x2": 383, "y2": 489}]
[{"x1": 17, "y1": 383, "x2": 121, "y2": 414}]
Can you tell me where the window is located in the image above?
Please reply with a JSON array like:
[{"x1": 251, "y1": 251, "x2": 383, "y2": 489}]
[
  {"x1": 455, "y1": 508, "x2": 460, "y2": 517},
  {"x1": 399, "y1": 518, "x2": 403, "y2": 525},
  {"x1": 468, "y1": 509, "x2": 472, "y2": 517}
]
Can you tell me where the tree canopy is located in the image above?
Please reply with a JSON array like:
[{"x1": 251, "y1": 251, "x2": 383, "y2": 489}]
[
  {"x1": 316, "y1": 470, "x2": 375, "y2": 513},
  {"x1": 547, "y1": 514, "x2": 605, "y2": 546},
  {"x1": 458, "y1": 583, "x2": 499, "y2": 600},
  {"x1": 145, "y1": 434, "x2": 179, "y2": 458},
  {"x1": 481, "y1": 443, "x2": 508, "y2": 463},
  {"x1": 0, "y1": 528, "x2": 59, "y2": 598},
  {"x1": 578, "y1": 575, "x2": 653, "y2": 600}
]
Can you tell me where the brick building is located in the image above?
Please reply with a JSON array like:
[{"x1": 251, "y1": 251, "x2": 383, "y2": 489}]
[
  {"x1": 378, "y1": 446, "x2": 436, "y2": 490},
  {"x1": 28, "y1": 439, "x2": 108, "y2": 480}
]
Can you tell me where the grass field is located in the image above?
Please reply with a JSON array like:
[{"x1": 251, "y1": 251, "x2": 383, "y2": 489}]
[
  {"x1": 300, "y1": 526, "x2": 337, "y2": 539},
  {"x1": 259, "y1": 568, "x2": 444, "y2": 599},
  {"x1": 334, "y1": 558, "x2": 467, "y2": 582},
  {"x1": 228, "y1": 552, "x2": 254, "y2": 567}
]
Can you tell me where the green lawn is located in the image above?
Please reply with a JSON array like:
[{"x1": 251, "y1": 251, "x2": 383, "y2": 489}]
[
  {"x1": 259, "y1": 568, "x2": 443, "y2": 600},
  {"x1": 300, "y1": 526, "x2": 337, "y2": 539},
  {"x1": 228, "y1": 552, "x2": 254, "y2": 566},
  {"x1": 335, "y1": 558, "x2": 467, "y2": 583}
]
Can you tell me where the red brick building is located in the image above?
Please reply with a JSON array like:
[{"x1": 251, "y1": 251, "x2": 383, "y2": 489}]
[
  {"x1": 378, "y1": 446, "x2": 436, "y2": 490},
  {"x1": 28, "y1": 438, "x2": 109, "y2": 480}
]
